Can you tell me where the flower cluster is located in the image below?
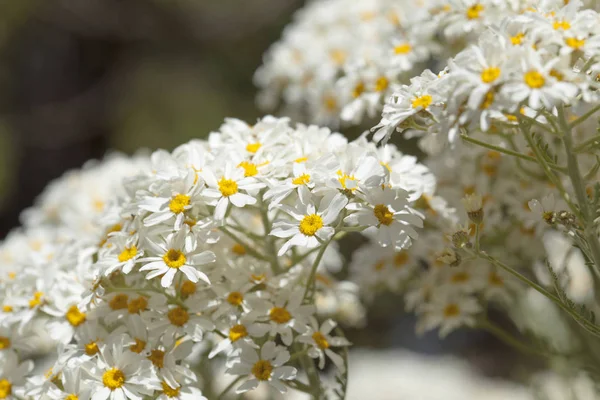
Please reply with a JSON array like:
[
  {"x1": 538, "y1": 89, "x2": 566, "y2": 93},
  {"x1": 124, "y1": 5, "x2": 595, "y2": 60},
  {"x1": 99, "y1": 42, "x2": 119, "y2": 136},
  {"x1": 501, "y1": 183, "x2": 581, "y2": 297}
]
[
  {"x1": 0, "y1": 116, "x2": 432, "y2": 399},
  {"x1": 255, "y1": 0, "x2": 578, "y2": 127}
]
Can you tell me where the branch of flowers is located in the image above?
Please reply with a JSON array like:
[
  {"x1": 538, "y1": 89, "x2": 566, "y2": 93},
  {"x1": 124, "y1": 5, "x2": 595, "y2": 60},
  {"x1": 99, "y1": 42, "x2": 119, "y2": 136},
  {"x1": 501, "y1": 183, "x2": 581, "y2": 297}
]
[
  {"x1": 460, "y1": 134, "x2": 566, "y2": 173},
  {"x1": 520, "y1": 122, "x2": 578, "y2": 217},
  {"x1": 216, "y1": 376, "x2": 245, "y2": 400},
  {"x1": 465, "y1": 247, "x2": 600, "y2": 337},
  {"x1": 569, "y1": 103, "x2": 600, "y2": 130},
  {"x1": 218, "y1": 226, "x2": 269, "y2": 262},
  {"x1": 476, "y1": 319, "x2": 554, "y2": 359},
  {"x1": 558, "y1": 106, "x2": 600, "y2": 274},
  {"x1": 259, "y1": 197, "x2": 283, "y2": 275}
]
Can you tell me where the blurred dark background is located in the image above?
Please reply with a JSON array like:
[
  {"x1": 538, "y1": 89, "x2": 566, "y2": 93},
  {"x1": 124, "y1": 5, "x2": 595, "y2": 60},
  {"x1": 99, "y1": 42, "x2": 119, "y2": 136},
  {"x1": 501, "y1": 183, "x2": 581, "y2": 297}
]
[{"x1": 0, "y1": 0, "x2": 304, "y2": 237}]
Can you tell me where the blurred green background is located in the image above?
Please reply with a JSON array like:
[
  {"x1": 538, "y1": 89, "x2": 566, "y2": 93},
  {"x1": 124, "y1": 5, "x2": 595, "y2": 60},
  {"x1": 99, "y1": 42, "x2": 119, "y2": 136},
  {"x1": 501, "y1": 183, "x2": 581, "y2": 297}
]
[{"x1": 0, "y1": 0, "x2": 304, "y2": 235}]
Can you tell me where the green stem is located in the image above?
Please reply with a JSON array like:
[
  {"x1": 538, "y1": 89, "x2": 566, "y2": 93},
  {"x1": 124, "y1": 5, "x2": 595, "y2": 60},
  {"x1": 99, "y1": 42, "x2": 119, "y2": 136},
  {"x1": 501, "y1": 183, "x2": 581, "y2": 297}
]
[
  {"x1": 477, "y1": 319, "x2": 551, "y2": 358},
  {"x1": 574, "y1": 134, "x2": 600, "y2": 153},
  {"x1": 259, "y1": 196, "x2": 282, "y2": 274},
  {"x1": 520, "y1": 123, "x2": 577, "y2": 216},
  {"x1": 302, "y1": 239, "x2": 331, "y2": 302},
  {"x1": 217, "y1": 376, "x2": 244, "y2": 400},
  {"x1": 461, "y1": 134, "x2": 566, "y2": 172},
  {"x1": 569, "y1": 103, "x2": 600, "y2": 130},
  {"x1": 559, "y1": 107, "x2": 600, "y2": 273}
]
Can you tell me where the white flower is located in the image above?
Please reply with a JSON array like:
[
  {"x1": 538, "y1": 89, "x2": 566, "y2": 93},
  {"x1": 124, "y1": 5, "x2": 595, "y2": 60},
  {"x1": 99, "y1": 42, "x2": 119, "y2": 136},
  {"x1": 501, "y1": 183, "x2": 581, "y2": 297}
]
[
  {"x1": 226, "y1": 341, "x2": 297, "y2": 394},
  {"x1": 0, "y1": 350, "x2": 33, "y2": 400},
  {"x1": 346, "y1": 186, "x2": 423, "y2": 249},
  {"x1": 528, "y1": 193, "x2": 555, "y2": 225},
  {"x1": 81, "y1": 334, "x2": 159, "y2": 400},
  {"x1": 138, "y1": 230, "x2": 215, "y2": 287},
  {"x1": 202, "y1": 163, "x2": 265, "y2": 220},
  {"x1": 418, "y1": 294, "x2": 482, "y2": 337},
  {"x1": 271, "y1": 194, "x2": 347, "y2": 256},
  {"x1": 297, "y1": 318, "x2": 350, "y2": 371}
]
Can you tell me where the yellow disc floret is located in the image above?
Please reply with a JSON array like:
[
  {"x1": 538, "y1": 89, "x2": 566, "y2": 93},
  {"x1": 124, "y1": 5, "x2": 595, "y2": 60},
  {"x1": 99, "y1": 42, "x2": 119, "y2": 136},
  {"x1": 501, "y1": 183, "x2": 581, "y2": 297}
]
[
  {"x1": 269, "y1": 307, "x2": 292, "y2": 324},
  {"x1": 167, "y1": 307, "x2": 190, "y2": 327},
  {"x1": 252, "y1": 360, "x2": 273, "y2": 381},
  {"x1": 411, "y1": 94, "x2": 432, "y2": 109},
  {"x1": 118, "y1": 246, "x2": 137, "y2": 263},
  {"x1": 524, "y1": 70, "x2": 545, "y2": 88},
  {"x1": 0, "y1": 379, "x2": 12, "y2": 399},
  {"x1": 163, "y1": 249, "x2": 186, "y2": 269},
  {"x1": 480, "y1": 67, "x2": 501, "y2": 83},
  {"x1": 102, "y1": 368, "x2": 125, "y2": 390},
  {"x1": 218, "y1": 178, "x2": 238, "y2": 197},
  {"x1": 65, "y1": 305, "x2": 86, "y2": 327},
  {"x1": 229, "y1": 324, "x2": 248, "y2": 342},
  {"x1": 373, "y1": 204, "x2": 394, "y2": 226},
  {"x1": 169, "y1": 194, "x2": 191, "y2": 214},
  {"x1": 299, "y1": 214, "x2": 323, "y2": 236}
]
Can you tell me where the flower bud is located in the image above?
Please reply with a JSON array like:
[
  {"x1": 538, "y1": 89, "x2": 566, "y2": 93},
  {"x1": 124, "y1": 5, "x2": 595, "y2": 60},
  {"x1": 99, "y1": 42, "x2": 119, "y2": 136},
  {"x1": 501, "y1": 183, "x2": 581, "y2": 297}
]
[
  {"x1": 436, "y1": 247, "x2": 461, "y2": 267},
  {"x1": 461, "y1": 193, "x2": 484, "y2": 225}
]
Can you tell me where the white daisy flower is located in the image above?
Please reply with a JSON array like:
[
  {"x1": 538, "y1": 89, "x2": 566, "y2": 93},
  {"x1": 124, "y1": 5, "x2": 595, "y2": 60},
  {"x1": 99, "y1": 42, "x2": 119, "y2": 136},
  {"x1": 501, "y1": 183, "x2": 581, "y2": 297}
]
[
  {"x1": 0, "y1": 350, "x2": 33, "y2": 400},
  {"x1": 226, "y1": 341, "x2": 297, "y2": 394},
  {"x1": 202, "y1": 163, "x2": 265, "y2": 220},
  {"x1": 297, "y1": 317, "x2": 350, "y2": 371},
  {"x1": 271, "y1": 194, "x2": 347, "y2": 256},
  {"x1": 138, "y1": 230, "x2": 215, "y2": 287},
  {"x1": 81, "y1": 334, "x2": 159, "y2": 400}
]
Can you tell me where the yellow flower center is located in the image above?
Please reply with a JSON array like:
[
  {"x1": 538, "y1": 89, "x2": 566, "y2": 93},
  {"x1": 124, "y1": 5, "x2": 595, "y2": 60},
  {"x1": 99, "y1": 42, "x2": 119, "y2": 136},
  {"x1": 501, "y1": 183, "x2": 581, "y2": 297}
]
[
  {"x1": 117, "y1": 246, "x2": 137, "y2": 263},
  {"x1": 443, "y1": 304, "x2": 460, "y2": 317},
  {"x1": 0, "y1": 337, "x2": 9, "y2": 350},
  {"x1": 394, "y1": 43, "x2": 411, "y2": 54},
  {"x1": 312, "y1": 332, "x2": 330, "y2": 349},
  {"x1": 352, "y1": 82, "x2": 365, "y2": 98},
  {"x1": 29, "y1": 291, "x2": 43, "y2": 309},
  {"x1": 252, "y1": 360, "x2": 273, "y2": 381},
  {"x1": 524, "y1": 70, "x2": 545, "y2": 88},
  {"x1": 565, "y1": 37, "x2": 585, "y2": 49},
  {"x1": 324, "y1": 95, "x2": 337, "y2": 111},
  {"x1": 229, "y1": 324, "x2": 248, "y2": 342},
  {"x1": 65, "y1": 395, "x2": 79, "y2": 400},
  {"x1": 394, "y1": 252, "x2": 409, "y2": 267},
  {"x1": 109, "y1": 294, "x2": 129, "y2": 310},
  {"x1": 161, "y1": 381, "x2": 181, "y2": 397},
  {"x1": 374, "y1": 76, "x2": 389, "y2": 92},
  {"x1": 451, "y1": 272, "x2": 470, "y2": 283},
  {"x1": 0, "y1": 380, "x2": 11, "y2": 399},
  {"x1": 169, "y1": 194, "x2": 191, "y2": 214},
  {"x1": 180, "y1": 280, "x2": 197, "y2": 297},
  {"x1": 295, "y1": 156, "x2": 308, "y2": 163},
  {"x1": 299, "y1": 214, "x2": 324, "y2": 236},
  {"x1": 127, "y1": 296, "x2": 148, "y2": 314},
  {"x1": 292, "y1": 174, "x2": 311, "y2": 186},
  {"x1": 489, "y1": 271, "x2": 504, "y2": 286},
  {"x1": 480, "y1": 67, "x2": 500, "y2": 83},
  {"x1": 238, "y1": 161, "x2": 258, "y2": 177},
  {"x1": 167, "y1": 307, "x2": 189, "y2": 327},
  {"x1": 553, "y1": 20, "x2": 570, "y2": 30},
  {"x1": 2, "y1": 306, "x2": 12, "y2": 313},
  {"x1": 102, "y1": 368, "x2": 125, "y2": 390},
  {"x1": 337, "y1": 172, "x2": 357, "y2": 190},
  {"x1": 373, "y1": 204, "x2": 394, "y2": 226},
  {"x1": 246, "y1": 142, "x2": 262, "y2": 153},
  {"x1": 218, "y1": 178, "x2": 238, "y2": 197},
  {"x1": 466, "y1": 4, "x2": 484, "y2": 19},
  {"x1": 231, "y1": 243, "x2": 246, "y2": 255},
  {"x1": 227, "y1": 292, "x2": 244, "y2": 306},
  {"x1": 130, "y1": 338, "x2": 146, "y2": 353},
  {"x1": 269, "y1": 307, "x2": 292, "y2": 324},
  {"x1": 481, "y1": 91, "x2": 495, "y2": 109},
  {"x1": 85, "y1": 341, "x2": 99, "y2": 356},
  {"x1": 65, "y1": 305, "x2": 86, "y2": 327},
  {"x1": 148, "y1": 349, "x2": 165, "y2": 368},
  {"x1": 411, "y1": 94, "x2": 432, "y2": 109},
  {"x1": 163, "y1": 249, "x2": 186, "y2": 269},
  {"x1": 510, "y1": 32, "x2": 524, "y2": 45}
]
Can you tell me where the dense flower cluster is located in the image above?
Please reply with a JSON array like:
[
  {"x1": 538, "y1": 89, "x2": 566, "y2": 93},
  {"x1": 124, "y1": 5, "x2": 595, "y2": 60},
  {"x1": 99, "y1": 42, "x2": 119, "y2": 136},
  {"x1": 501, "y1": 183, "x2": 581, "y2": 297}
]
[
  {"x1": 256, "y1": 0, "x2": 600, "y2": 127},
  {"x1": 0, "y1": 117, "x2": 433, "y2": 399}
]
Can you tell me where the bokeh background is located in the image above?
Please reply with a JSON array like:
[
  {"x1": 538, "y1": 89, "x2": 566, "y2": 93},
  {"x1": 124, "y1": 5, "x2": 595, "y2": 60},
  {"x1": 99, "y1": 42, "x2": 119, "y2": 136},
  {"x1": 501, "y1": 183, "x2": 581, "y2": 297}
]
[{"x1": 0, "y1": 1, "x2": 552, "y2": 398}]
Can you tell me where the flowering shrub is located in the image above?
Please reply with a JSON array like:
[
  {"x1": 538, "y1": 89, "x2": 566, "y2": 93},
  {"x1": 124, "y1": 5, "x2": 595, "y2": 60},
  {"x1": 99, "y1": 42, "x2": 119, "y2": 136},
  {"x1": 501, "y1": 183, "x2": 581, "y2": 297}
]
[{"x1": 4, "y1": 0, "x2": 600, "y2": 398}]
